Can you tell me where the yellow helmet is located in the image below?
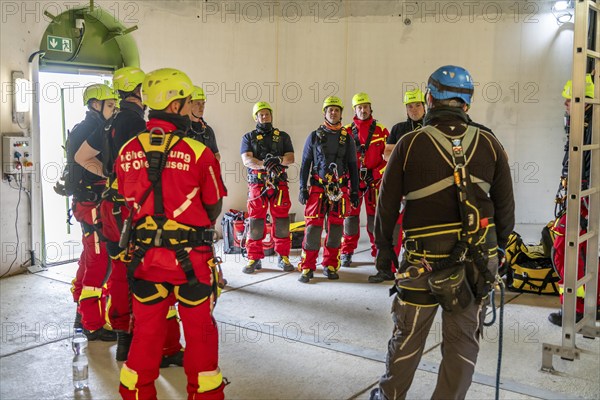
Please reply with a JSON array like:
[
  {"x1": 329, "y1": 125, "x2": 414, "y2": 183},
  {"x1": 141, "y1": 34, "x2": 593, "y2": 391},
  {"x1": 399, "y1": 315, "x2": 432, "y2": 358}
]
[
  {"x1": 83, "y1": 83, "x2": 118, "y2": 106},
  {"x1": 562, "y1": 74, "x2": 595, "y2": 99},
  {"x1": 352, "y1": 92, "x2": 371, "y2": 107},
  {"x1": 142, "y1": 68, "x2": 193, "y2": 110},
  {"x1": 252, "y1": 101, "x2": 272, "y2": 119},
  {"x1": 403, "y1": 89, "x2": 425, "y2": 105},
  {"x1": 322, "y1": 96, "x2": 344, "y2": 112},
  {"x1": 113, "y1": 66, "x2": 145, "y2": 93},
  {"x1": 191, "y1": 86, "x2": 206, "y2": 101}
]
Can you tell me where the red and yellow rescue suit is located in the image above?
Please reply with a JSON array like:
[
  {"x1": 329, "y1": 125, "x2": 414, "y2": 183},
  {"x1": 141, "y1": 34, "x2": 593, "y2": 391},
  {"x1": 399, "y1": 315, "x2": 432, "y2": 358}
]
[
  {"x1": 551, "y1": 203, "x2": 600, "y2": 314},
  {"x1": 298, "y1": 123, "x2": 359, "y2": 273},
  {"x1": 67, "y1": 110, "x2": 111, "y2": 333},
  {"x1": 341, "y1": 116, "x2": 389, "y2": 257},
  {"x1": 116, "y1": 116, "x2": 226, "y2": 400},
  {"x1": 240, "y1": 127, "x2": 294, "y2": 261}
]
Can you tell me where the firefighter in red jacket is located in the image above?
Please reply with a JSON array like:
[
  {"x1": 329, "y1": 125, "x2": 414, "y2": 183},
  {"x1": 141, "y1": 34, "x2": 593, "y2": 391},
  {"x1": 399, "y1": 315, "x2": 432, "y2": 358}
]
[
  {"x1": 67, "y1": 83, "x2": 118, "y2": 341},
  {"x1": 297, "y1": 96, "x2": 359, "y2": 283},
  {"x1": 75, "y1": 67, "x2": 146, "y2": 361},
  {"x1": 340, "y1": 93, "x2": 389, "y2": 267},
  {"x1": 240, "y1": 101, "x2": 295, "y2": 273},
  {"x1": 75, "y1": 67, "x2": 187, "y2": 366},
  {"x1": 116, "y1": 68, "x2": 226, "y2": 400}
]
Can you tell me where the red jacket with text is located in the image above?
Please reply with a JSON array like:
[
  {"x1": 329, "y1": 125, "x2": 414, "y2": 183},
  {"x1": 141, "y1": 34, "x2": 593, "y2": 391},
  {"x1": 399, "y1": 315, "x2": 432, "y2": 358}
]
[{"x1": 116, "y1": 118, "x2": 225, "y2": 281}]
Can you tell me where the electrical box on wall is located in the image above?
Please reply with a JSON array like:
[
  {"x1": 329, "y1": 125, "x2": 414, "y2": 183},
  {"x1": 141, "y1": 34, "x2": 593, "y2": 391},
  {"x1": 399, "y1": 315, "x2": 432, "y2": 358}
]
[{"x1": 3, "y1": 136, "x2": 34, "y2": 175}]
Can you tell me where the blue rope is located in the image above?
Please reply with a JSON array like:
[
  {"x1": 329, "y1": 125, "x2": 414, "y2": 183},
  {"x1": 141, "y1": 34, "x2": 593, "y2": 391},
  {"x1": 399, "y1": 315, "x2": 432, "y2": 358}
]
[{"x1": 495, "y1": 278, "x2": 505, "y2": 400}]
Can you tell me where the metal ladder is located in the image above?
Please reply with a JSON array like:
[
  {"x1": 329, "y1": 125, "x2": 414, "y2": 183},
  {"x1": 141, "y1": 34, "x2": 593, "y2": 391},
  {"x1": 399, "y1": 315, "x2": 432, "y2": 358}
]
[{"x1": 542, "y1": 0, "x2": 600, "y2": 371}]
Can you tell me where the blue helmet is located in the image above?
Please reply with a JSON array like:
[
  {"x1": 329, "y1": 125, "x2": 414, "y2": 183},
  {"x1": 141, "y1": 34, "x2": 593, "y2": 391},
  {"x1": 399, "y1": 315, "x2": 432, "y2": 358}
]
[{"x1": 427, "y1": 65, "x2": 474, "y2": 105}]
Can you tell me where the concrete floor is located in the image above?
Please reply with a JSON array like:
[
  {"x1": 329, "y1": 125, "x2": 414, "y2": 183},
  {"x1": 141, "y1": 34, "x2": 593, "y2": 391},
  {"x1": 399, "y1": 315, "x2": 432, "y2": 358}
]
[{"x1": 1, "y1": 224, "x2": 599, "y2": 399}]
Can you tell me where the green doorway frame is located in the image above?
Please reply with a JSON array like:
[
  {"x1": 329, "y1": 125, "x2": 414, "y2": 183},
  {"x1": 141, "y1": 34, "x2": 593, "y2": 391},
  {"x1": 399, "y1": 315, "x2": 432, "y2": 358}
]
[{"x1": 30, "y1": 2, "x2": 140, "y2": 266}]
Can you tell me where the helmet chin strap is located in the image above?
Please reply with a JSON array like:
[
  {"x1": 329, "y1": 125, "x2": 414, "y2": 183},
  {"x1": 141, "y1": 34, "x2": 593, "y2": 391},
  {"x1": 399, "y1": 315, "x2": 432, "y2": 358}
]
[
  {"x1": 176, "y1": 98, "x2": 187, "y2": 116},
  {"x1": 92, "y1": 100, "x2": 107, "y2": 119},
  {"x1": 191, "y1": 111, "x2": 202, "y2": 120}
]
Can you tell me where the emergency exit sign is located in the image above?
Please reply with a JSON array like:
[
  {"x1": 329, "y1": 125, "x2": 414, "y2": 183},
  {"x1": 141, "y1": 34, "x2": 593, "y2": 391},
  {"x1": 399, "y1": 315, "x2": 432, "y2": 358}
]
[{"x1": 47, "y1": 35, "x2": 72, "y2": 53}]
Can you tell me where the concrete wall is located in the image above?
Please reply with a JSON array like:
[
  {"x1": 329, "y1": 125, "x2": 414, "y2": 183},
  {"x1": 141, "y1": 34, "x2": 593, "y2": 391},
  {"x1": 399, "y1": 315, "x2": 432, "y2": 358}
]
[{"x1": 0, "y1": 0, "x2": 574, "y2": 275}]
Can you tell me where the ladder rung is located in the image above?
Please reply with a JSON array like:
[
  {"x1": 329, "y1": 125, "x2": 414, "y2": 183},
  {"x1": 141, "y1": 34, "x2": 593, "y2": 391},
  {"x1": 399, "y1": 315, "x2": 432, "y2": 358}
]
[
  {"x1": 581, "y1": 144, "x2": 600, "y2": 151},
  {"x1": 586, "y1": 49, "x2": 600, "y2": 59},
  {"x1": 581, "y1": 186, "x2": 599, "y2": 197},
  {"x1": 584, "y1": 98, "x2": 600, "y2": 105},
  {"x1": 578, "y1": 230, "x2": 597, "y2": 243},
  {"x1": 576, "y1": 272, "x2": 593, "y2": 288}
]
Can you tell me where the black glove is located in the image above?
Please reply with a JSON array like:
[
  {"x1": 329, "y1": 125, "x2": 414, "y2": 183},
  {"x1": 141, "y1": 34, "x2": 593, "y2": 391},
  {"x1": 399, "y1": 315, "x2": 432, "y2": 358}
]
[
  {"x1": 350, "y1": 191, "x2": 359, "y2": 208},
  {"x1": 263, "y1": 156, "x2": 282, "y2": 172},
  {"x1": 364, "y1": 170, "x2": 374, "y2": 186},
  {"x1": 375, "y1": 246, "x2": 399, "y2": 275},
  {"x1": 299, "y1": 188, "x2": 309, "y2": 205}
]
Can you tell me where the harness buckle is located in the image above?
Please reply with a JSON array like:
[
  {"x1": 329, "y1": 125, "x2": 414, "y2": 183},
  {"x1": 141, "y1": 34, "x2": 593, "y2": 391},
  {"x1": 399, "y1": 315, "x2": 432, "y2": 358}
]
[
  {"x1": 403, "y1": 238, "x2": 419, "y2": 252},
  {"x1": 154, "y1": 228, "x2": 163, "y2": 247},
  {"x1": 359, "y1": 167, "x2": 368, "y2": 181},
  {"x1": 207, "y1": 229, "x2": 218, "y2": 243}
]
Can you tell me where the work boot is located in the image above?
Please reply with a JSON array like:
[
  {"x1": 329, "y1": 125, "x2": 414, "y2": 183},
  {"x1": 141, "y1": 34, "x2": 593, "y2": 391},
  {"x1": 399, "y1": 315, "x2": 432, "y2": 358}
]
[
  {"x1": 340, "y1": 253, "x2": 353, "y2": 268},
  {"x1": 298, "y1": 269, "x2": 314, "y2": 283},
  {"x1": 115, "y1": 331, "x2": 133, "y2": 362},
  {"x1": 368, "y1": 270, "x2": 395, "y2": 283},
  {"x1": 322, "y1": 266, "x2": 340, "y2": 280},
  {"x1": 242, "y1": 259, "x2": 262, "y2": 274},
  {"x1": 160, "y1": 349, "x2": 184, "y2": 368},
  {"x1": 278, "y1": 256, "x2": 295, "y2": 272},
  {"x1": 73, "y1": 311, "x2": 82, "y2": 330},
  {"x1": 548, "y1": 310, "x2": 583, "y2": 327},
  {"x1": 84, "y1": 327, "x2": 117, "y2": 342},
  {"x1": 369, "y1": 387, "x2": 384, "y2": 400}
]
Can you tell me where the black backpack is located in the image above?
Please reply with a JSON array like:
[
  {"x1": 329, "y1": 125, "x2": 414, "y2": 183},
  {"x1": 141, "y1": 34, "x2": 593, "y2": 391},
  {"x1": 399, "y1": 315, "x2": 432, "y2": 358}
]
[{"x1": 221, "y1": 210, "x2": 246, "y2": 254}]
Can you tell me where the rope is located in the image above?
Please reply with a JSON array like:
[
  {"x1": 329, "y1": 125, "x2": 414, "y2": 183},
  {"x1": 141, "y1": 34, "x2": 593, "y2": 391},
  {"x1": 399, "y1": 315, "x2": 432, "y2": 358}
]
[
  {"x1": 482, "y1": 273, "x2": 504, "y2": 399},
  {"x1": 495, "y1": 277, "x2": 505, "y2": 400}
]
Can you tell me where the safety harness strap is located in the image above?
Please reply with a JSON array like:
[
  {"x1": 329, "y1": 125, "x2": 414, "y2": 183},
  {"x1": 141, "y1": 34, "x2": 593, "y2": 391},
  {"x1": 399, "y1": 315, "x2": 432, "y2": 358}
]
[
  {"x1": 175, "y1": 247, "x2": 199, "y2": 286},
  {"x1": 405, "y1": 125, "x2": 486, "y2": 200},
  {"x1": 399, "y1": 124, "x2": 495, "y2": 302},
  {"x1": 100, "y1": 110, "x2": 120, "y2": 178},
  {"x1": 313, "y1": 127, "x2": 349, "y2": 178},
  {"x1": 251, "y1": 129, "x2": 281, "y2": 160},
  {"x1": 351, "y1": 120, "x2": 377, "y2": 165},
  {"x1": 405, "y1": 175, "x2": 490, "y2": 200}
]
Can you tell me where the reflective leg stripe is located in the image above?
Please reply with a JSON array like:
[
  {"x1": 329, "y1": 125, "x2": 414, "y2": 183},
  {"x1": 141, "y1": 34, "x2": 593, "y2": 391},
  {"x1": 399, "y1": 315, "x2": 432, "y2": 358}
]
[
  {"x1": 80, "y1": 286, "x2": 103, "y2": 301},
  {"x1": 166, "y1": 305, "x2": 178, "y2": 320},
  {"x1": 94, "y1": 231, "x2": 101, "y2": 254},
  {"x1": 106, "y1": 296, "x2": 113, "y2": 326},
  {"x1": 458, "y1": 353, "x2": 476, "y2": 368},
  {"x1": 398, "y1": 305, "x2": 421, "y2": 353},
  {"x1": 197, "y1": 368, "x2": 223, "y2": 393},
  {"x1": 558, "y1": 285, "x2": 586, "y2": 297},
  {"x1": 91, "y1": 208, "x2": 101, "y2": 254},
  {"x1": 120, "y1": 364, "x2": 139, "y2": 392}
]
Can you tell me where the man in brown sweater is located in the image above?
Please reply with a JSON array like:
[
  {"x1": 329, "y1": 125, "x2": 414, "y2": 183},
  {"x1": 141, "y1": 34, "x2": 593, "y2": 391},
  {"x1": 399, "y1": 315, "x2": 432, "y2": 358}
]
[{"x1": 370, "y1": 65, "x2": 514, "y2": 400}]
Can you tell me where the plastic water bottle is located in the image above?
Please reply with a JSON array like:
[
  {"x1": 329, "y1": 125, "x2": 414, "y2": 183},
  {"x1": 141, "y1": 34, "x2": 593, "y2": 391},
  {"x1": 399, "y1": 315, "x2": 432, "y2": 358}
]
[{"x1": 72, "y1": 328, "x2": 89, "y2": 390}]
